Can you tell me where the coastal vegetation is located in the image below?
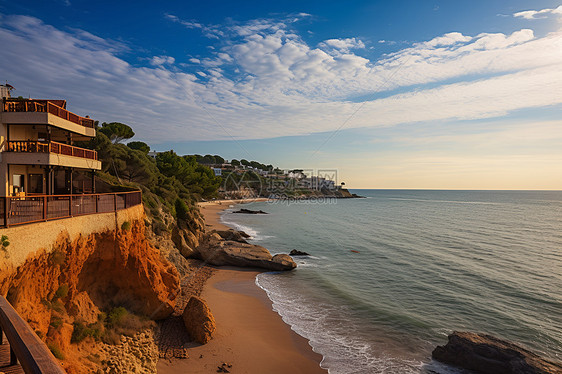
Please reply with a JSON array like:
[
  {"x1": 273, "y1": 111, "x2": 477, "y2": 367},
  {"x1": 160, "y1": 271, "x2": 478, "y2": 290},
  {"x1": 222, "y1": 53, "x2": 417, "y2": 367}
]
[{"x1": 84, "y1": 122, "x2": 222, "y2": 230}]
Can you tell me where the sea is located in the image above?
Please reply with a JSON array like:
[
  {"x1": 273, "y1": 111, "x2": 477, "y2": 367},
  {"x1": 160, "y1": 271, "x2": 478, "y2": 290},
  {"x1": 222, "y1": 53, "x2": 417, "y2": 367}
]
[{"x1": 220, "y1": 190, "x2": 562, "y2": 374}]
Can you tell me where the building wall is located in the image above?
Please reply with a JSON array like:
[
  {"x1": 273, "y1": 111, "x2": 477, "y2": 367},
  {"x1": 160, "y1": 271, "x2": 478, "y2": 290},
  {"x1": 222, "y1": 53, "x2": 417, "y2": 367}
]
[
  {"x1": 0, "y1": 112, "x2": 95, "y2": 137},
  {"x1": 0, "y1": 204, "x2": 144, "y2": 270}
]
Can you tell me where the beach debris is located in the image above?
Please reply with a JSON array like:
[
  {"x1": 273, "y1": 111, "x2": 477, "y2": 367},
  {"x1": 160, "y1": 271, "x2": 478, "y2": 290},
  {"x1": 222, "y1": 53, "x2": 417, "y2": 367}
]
[
  {"x1": 232, "y1": 208, "x2": 268, "y2": 214},
  {"x1": 217, "y1": 363, "x2": 232, "y2": 372},
  {"x1": 289, "y1": 249, "x2": 311, "y2": 256},
  {"x1": 350, "y1": 250, "x2": 360, "y2": 253}
]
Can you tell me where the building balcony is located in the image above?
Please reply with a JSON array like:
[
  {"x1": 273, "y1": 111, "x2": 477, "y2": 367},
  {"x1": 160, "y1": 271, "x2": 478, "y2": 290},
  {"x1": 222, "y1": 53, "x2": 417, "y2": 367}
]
[
  {"x1": 1, "y1": 99, "x2": 96, "y2": 137},
  {"x1": 4, "y1": 140, "x2": 101, "y2": 170}
]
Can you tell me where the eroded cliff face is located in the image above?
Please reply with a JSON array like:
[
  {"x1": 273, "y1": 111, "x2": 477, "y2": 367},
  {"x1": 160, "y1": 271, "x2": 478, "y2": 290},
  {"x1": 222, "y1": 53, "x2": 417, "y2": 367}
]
[{"x1": 0, "y1": 217, "x2": 180, "y2": 373}]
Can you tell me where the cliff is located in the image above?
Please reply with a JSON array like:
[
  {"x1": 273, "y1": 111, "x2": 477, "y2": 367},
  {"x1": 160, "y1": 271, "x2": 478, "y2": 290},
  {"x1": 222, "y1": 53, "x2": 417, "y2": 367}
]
[{"x1": 0, "y1": 206, "x2": 180, "y2": 373}]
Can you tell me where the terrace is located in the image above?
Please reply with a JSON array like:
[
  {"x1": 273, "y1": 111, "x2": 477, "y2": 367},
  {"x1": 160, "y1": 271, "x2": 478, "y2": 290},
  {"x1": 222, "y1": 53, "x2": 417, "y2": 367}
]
[
  {"x1": 0, "y1": 190, "x2": 142, "y2": 227},
  {"x1": 6, "y1": 140, "x2": 98, "y2": 161},
  {"x1": 3, "y1": 99, "x2": 95, "y2": 128}
]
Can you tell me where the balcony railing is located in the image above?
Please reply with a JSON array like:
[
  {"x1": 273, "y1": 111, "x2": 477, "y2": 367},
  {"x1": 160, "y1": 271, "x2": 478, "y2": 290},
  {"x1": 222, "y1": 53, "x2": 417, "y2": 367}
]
[
  {"x1": 2, "y1": 99, "x2": 95, "y2": 128},
  {"x1": 0, "y1": 191, "x2": 142, "y2": 227},
  {"x1": 6, "y1": 140, "x2": 98, "y2": 161}
]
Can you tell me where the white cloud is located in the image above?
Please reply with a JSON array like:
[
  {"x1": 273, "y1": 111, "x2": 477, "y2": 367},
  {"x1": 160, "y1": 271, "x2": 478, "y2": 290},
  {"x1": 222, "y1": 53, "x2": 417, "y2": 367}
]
[
  {"x1": 1, "y1": 14, "x2": 562, "y2": 143},
  {"x1": 513, "y1": 5, "x2": 562, "y2": 19},
  {"x1": 319, "y1": 38, "x2": 366, "y2": 53},
  {"x1": 150, "y1": 55, "x2": 175, "y2": 66},
  {"x1": 420, "y1": 32, "x2": 472, "y2": 47}
]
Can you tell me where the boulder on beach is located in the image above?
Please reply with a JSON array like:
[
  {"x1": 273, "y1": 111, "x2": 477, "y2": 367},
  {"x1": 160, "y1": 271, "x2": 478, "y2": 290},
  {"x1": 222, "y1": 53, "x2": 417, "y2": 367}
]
[
  {"x1": 182, "y1": 296, "x2": 216, "y2": 344},
  {"x1": 213, "y1": 229, "x2": 250, "y2": 243},
  {"x1": 432, "y1": 331, "x2": 562, "y2": 374}
]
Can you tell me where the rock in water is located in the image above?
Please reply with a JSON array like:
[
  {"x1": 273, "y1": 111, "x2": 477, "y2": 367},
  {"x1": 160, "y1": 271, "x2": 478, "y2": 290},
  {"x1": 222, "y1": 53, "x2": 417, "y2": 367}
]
[
  {"x1": 182, "y1": 296, "x2": 216, "y2": 344},
  {"x1": 432, "y1": 331, "x2": 562, "y2": 374},
  {"x1": 232, "y1": 208, "x2": 268, "y2": 214},
  {"x1": 289, "y1": 249, "x2": 310, "y2": 256}
]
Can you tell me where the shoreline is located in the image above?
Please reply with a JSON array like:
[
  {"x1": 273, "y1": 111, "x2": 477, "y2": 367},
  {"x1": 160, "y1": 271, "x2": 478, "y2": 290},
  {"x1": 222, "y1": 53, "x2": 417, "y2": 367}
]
[
  {"x1": 198, "y1": 198, "x2": 269, "y2": 231},
  {"x1": 157, "y1": 199, "x2": 326, "y2": 374}
]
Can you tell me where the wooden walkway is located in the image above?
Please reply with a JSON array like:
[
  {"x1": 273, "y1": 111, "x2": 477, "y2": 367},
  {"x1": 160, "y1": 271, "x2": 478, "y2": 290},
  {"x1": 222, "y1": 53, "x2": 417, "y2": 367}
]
[{"x1": 0, "y1": 333, "x2": 24, "y2": 374}]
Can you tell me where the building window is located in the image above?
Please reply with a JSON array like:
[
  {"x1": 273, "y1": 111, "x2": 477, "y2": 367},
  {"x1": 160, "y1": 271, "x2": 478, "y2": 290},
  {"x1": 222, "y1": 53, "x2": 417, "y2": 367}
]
[
  {"x1": 13, "y1": 174, "x2": 24, "y2": 195},
  {"x1": 28, "y1": 174, "x2": 44, "y2": 194}
]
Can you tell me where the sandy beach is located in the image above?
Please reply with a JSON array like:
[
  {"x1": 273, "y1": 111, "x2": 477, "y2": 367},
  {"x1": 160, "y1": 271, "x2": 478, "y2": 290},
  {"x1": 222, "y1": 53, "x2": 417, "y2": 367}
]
[{"x1": 157, "y1": 200, "x2": 326, "y2": 374}]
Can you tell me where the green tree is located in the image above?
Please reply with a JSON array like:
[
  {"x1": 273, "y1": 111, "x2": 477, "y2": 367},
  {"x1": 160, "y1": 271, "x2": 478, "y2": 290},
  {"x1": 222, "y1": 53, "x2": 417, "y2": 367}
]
[
  {"x1": 127, "y1": 141, "x2": 150, "y2": 154},
  {"x1": 99, "y1": 122, "x2": 135, "y2": 144},
  {"x1": 231, "y1": 159, "x2": 240, "y2": 166}
]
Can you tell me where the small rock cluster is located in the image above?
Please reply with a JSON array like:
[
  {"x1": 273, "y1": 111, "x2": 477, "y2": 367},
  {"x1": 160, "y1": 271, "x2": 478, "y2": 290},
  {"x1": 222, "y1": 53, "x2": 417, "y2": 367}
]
[{"x1": 100, "y1": 330, "x2": 158, "y2": 374}]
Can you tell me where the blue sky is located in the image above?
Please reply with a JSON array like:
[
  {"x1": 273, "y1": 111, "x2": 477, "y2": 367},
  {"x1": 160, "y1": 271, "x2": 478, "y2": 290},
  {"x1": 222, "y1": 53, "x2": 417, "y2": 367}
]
[{"x1": 1, "y1": 1, "x2": 561, "y2": 188}]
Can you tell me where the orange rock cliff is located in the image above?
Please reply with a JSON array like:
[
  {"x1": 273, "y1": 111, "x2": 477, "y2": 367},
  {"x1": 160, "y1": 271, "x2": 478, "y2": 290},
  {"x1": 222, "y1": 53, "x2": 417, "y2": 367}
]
[{"x1": 0, "y1": 206, "x2": 180, "y2": 372}]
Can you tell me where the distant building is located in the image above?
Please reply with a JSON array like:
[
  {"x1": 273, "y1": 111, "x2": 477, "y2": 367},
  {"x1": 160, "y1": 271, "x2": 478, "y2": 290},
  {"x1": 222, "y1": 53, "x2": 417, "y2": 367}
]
[
  {"x1": 212, "y1": 167, "x2": 222, "y2": 176},
  {"x1": 147, "y1": 151, "x2": 160, "y2": 160}
]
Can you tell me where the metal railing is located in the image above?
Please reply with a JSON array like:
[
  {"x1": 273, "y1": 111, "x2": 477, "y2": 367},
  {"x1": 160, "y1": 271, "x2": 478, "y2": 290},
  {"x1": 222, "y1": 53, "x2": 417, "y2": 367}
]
[
  {"x1": 6, "y1": 140, "x2": 98, "y2": 161},
  {"x1": 0, "y1": 191, "x2": 141, "y2": 227},
  {"x1": 0, "y1": 296, "x2": 66, "y2": 373},
  {"x1": 2, "y1": 99, "x2": 95, "y2": 128}
]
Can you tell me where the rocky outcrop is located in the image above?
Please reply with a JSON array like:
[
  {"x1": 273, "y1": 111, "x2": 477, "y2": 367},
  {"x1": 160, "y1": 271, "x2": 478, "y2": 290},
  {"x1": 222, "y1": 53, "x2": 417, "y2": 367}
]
[
  {"x1": 101, "y1": 330, "x2": 159, "y2": 374},
  {"x1": 432, "y1": 331, "x2": 562, "y2": 374},
  {"x1": 182, "y1": 296, "x2": 216, "y2": 344},
  {"x1": 196, "y1": 235, "x2": 296, "y2": 271}
]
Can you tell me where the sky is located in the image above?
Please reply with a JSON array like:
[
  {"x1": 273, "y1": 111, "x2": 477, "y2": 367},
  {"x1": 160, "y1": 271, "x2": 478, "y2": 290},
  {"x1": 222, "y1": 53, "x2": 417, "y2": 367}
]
[{"x1": 0, "y1": 0, "x2": 561, "y2": 189}]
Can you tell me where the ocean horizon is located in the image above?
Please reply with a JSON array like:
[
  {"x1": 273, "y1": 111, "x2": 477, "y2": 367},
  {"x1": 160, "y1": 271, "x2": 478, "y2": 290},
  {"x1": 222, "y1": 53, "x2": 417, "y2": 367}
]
[{"x1": 221, "y1": 189, "x2": 562, "y2": 373}]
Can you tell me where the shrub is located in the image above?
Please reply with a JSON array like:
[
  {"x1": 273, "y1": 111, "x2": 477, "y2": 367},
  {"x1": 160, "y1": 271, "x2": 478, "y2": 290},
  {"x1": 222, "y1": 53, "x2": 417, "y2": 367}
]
[
  {"x1": 71, "y1": 321, "x2": 102, "y2": 343},
  {"x1": 48, "y1": 343, "x2": 65, "y2": 360},
  {"x1": 121, "y1": 221, "x2": 131, "y2": 231},
  {"x1": 1, "y1": 235, "x2": 10, "y2": 249},
  {"x1": 105, "y1": 306, "x2": 155, "y2": 340},
  {"x1": 50, "y1": 300, "x2": 65, "y2": 313},
  {"x1": 53, "y1": 284, "x2": 69, "y2": 300},
  {"x1": 50, "y1": 316, "x2": 63, "y2": 330},
  {"x1": 174, "y1": 198, "x2": 189, "y2": 221},
  {"x1": 108, "y1": 307, "x2": 128, "y2": 326}
]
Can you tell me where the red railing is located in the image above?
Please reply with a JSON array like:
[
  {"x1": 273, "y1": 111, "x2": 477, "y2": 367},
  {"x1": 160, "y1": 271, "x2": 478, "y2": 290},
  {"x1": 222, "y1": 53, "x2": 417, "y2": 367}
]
[
  {"x1": 6, "y1": 140, "x2": 98, "y2": 161},
  {"x1": 0, "y1": 191, "x2": 141, "y2": 227},
  {"x1": 3, "y1": 99, "x2": 95, "y2": 128}
]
